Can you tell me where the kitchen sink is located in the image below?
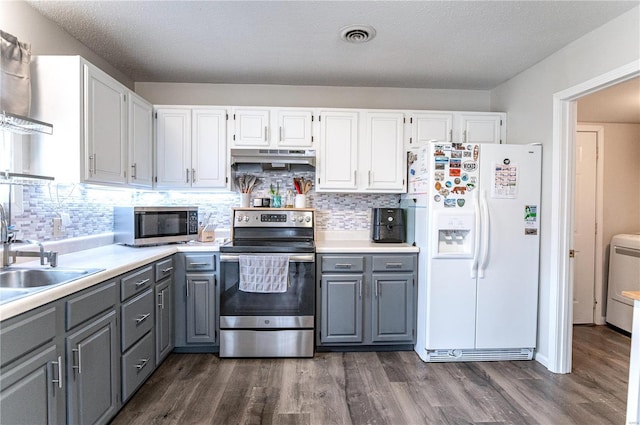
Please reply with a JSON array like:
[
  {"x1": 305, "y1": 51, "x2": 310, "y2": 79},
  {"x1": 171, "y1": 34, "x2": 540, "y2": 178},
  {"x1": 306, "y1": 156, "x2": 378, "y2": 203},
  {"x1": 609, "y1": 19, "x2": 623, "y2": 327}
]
[{"x1": 0, "y1": 267, "x2": 104, "y2": 304}]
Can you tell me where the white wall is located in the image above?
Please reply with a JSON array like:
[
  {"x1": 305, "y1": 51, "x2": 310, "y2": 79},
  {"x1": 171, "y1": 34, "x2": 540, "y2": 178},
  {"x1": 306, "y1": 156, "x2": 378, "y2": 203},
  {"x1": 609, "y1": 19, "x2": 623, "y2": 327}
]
[
  {"x1": 135, "y1": 82, "x2": 491, "y2": 111},
  {"x1": 0, "y1": 1, "x2": 133, "y2": 89},
  {"x1": 491, "y1": 7, "x2": 640, "y2": 365}
]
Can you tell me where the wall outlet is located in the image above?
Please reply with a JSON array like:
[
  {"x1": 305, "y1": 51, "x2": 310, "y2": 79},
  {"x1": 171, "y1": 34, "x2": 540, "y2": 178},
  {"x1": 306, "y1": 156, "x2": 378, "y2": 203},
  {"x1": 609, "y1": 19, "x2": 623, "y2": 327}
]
[{"x1": 53, "y1": 218, "x2": 64, "y2": 237}]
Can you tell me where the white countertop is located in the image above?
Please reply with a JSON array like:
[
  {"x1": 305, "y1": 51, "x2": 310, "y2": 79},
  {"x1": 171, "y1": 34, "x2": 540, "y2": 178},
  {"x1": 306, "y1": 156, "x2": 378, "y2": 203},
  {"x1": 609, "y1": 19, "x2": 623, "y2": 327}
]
[
  {"x1": 315, "y1": 239, "x2": 419, "y2": 253},
  {"x1": 0, "y1": 242, "x2": 222, "y2": 321}
]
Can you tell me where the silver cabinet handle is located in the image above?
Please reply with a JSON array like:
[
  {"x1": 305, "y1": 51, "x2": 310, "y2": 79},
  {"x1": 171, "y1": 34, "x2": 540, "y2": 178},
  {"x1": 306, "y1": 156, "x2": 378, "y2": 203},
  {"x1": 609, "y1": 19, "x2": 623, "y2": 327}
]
[
  {"x1": 192, "y1": 168, "x2": 196, "y2": 182},
  {"x1": 88, "y1": 154, "x2": 96, "y2": 175},
  {"x1": 72, "y1": 347, "x2": 82, "y2": 375},
  {"x1": 189, "y1": 262, "x2": 208, "y2": 266},
  {"x1": 264, "y1": 126, "x2": 268, "y2": 142},
  {"x1": 135, "y1": 278, "x2": 150, "y2": 288},
  {"x1": 186, "y1": 168, "x2": 190, "y2": 183},
  {"x1": 186, "y1": 280, "x2": 190, "y2": 297},
  {"x1": 385, "y1": 262, "x2": 403, "y2": 269},
  {"x1": 135, "y1": 358, "x2": 149, "y2": 371},
  {"x1": 368, "y1": 170, "x2": 372, "y2": 185},
  {"x1": 51, "y1": 356, "x2": 63, "y2": 389},
  {"x1": 136, "y1": 313, "x2": 151, "y2": 325},
  {"x1": 375, "y1": 280, "x2": 379, "y2": 298},
  {"x1": 161, "y1": 267, "x2": 174, "y2": 273},
  {"x1": 131, "y1": 163, "x2": 137, "y2": 179},
  {"x1": 354, "y1": 170, "x2": 357, "y2": 185},
  {"x1": 158, "y1": 292, "x2": 165, "y2": 309},
  {"x1": 449, "y1": 129, "x2": 453, "y2": 143},
  {"x1": 358, "y1": 280, "x2": 362, "y2": 298},
  {"x1": 463, "y1": 130, "x2": 467, "y2": 143},
  {"x1": 279, "y1": 126, "x2": 283, "y2": 141},
  {"x1": 335, "y1": 263, "x2": 352, "y2": 269}
]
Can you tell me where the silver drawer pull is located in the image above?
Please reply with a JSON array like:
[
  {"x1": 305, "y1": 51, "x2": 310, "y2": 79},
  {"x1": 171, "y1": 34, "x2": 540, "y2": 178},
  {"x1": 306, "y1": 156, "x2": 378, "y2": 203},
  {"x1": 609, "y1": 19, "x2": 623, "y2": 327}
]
[
  {"x1": 385, "y1": 263, "x2": 403, "y2": 269},
  {"x1": 135, "y1": 358, "x2": 149, "y2": 371},
  {"x1": 135, "y1": 278, "x2": 150, "y2": 287},
  {"x1": 136, "y1": 313, "x2": 151, "y2": 324},
  {"x1": 72, "y1": 347, "x2": 82, "y2": 375},
  {"x1": 51, "y1": 356, "x2": 63, "y2": 389},
  {"x1": 188, "y1": 262, "x2": 209, "y2": 266},
  {"x1": 335, "y1": 263, "x2": 352, "y2": 269},
  {"x1": 161, "y1": 266, "x2": 174, "y2": 273},
  {"x1": 158, "y1": 292, "x2": 165, "y2": 309}
]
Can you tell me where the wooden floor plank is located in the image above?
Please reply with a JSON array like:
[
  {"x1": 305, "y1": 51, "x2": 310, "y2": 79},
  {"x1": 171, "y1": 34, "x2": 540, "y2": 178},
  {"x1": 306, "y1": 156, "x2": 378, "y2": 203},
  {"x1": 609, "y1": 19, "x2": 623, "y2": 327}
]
[{"x1": 112, "y1": 325, "x2": 630, "y2": 425}]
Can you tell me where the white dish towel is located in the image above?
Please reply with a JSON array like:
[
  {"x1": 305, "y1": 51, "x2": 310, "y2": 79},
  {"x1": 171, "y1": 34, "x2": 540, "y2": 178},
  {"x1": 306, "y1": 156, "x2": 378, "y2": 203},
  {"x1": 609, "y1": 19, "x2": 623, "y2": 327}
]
[{"x1": 239, "y1": 255, "x2": 290, "y2": 293}]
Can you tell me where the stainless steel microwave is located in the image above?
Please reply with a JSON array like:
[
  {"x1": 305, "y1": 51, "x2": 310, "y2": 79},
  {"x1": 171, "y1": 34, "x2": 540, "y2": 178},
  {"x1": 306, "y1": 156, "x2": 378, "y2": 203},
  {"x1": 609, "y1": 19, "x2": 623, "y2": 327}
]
[{"x1": 114, "y1": 206, "x2": 199, "y2": 246}]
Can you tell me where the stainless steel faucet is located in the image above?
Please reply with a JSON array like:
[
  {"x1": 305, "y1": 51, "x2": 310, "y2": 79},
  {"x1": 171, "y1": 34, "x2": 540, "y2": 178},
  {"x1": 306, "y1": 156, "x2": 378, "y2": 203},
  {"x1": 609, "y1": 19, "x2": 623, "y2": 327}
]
[{"x1": 0, "y1": 204, "x2": 58, "y2": 268}]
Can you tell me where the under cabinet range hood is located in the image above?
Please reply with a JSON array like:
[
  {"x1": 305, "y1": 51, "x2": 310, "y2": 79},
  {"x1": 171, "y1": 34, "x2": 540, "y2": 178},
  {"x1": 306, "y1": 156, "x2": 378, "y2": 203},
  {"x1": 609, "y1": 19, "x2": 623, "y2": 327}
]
[{"x1": 230, "y1": 149, "x2": 315, "y2": 171}]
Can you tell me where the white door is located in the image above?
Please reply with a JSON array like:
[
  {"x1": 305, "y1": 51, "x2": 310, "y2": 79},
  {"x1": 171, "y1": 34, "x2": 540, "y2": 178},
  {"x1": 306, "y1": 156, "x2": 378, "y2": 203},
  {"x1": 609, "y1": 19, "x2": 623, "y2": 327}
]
[
  {"x1": 155, "y1": 108, "x2": 191, "y2": 188},
  {"x1": 573, "y1": 131, "x2": 598, "y2": 324},
  {"x1": 192, "y1": 109, "x2": 227, "y2": 188},
  {"x1": 277, "y1": 110, "x2": 313, "y2": 148},
  {"x1": 457, "y1": 113, "x2": 504, "y2": 144},
  {"x1": 317, "y1": 111, "x2": 358, "y2": 191},
  {"x1": 411, "y1": 113, "x2": 453, "y2": 146},
  {"x1": 475, "y1": 144, "x2": 542, "y2": 349},
  {"x1": 365, "y1": 112, "x2": 405, "y2": 192},
  {"x1": 84, "y1": 64, "x2": 127, "y2": 184},
  {"x1": 128, "y1": 93, "x2": 153, "y2": 188},
  {"x1": 232, "y1": 108, "x2": 270, "y2": 147}
]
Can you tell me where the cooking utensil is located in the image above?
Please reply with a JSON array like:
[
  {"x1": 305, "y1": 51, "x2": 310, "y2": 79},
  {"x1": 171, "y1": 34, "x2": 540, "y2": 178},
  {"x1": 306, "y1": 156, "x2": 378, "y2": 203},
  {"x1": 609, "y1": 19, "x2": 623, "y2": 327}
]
[
  {"x1": 303, "y1": 180, "x2": 312, "y2": 194},
  {"x1": 293, "y1": 178, "x2": 301, "y2": 194}
]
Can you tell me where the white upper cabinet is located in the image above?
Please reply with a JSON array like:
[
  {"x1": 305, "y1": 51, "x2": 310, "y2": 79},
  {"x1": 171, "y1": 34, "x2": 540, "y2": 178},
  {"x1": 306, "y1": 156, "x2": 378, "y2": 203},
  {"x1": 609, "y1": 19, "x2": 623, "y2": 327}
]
[
  {"x1": 456, "y1": 112, "x2": 505, "y2": 144},
  {"x1": 30, "y1": 55, "x2": 154, "y2": 187},
  {"x1": 363, "y1": 112, "x2": 405, "y2": 192},
  {"x1": 155, "y1": 107, "x2": 228, "y2": 189},
  {"x1": 317, "y1": 110, "x2": 359, "y2": 191},
  {"x1": 409, "y1": 113, "x2": 454, "y2": 146},
  {"x1": 230, "y1": 107, "x2": 314, "y2": 149},
  {"x1": 127, "y1": 92, "x2": 153, "y2": 188},
  {"x1": 191, "y1": 109, "x2": 227, "y2": 188},
  {"x1": 84, "y1": 64, "x2": 128, "y2": 185}
]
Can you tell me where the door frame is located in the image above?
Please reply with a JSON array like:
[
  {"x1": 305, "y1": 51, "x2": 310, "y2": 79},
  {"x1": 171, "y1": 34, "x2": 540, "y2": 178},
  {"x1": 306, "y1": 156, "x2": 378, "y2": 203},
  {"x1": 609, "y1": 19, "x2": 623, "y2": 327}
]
[
  {"x1": 575, "y1": 125, "x2": 605, "y2": 325},
  {"x1": 549, "y1": 60, "x2": 639, "y2": 374}
]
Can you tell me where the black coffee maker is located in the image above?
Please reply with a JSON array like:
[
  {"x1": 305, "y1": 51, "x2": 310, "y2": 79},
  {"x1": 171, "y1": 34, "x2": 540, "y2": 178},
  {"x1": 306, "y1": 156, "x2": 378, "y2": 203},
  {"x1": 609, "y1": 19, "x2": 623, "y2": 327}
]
[{"x1": 371, "y1": 208, "x2": 405, "y2": 243}]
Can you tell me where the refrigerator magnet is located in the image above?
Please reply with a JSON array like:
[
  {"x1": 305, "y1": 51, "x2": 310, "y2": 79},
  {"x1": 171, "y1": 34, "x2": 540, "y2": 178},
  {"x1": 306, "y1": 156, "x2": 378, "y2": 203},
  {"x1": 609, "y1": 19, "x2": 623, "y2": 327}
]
[{"x1": 444, "y1": 199, "x2": 456, "y2": 207}]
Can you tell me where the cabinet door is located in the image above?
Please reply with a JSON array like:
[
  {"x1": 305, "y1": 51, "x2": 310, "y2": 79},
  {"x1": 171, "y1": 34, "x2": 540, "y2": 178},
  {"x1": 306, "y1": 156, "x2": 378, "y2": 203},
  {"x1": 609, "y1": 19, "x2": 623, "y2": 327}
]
[
  {"x1": 186, "y1": 273, "x2": 216, "y2": 344},
  {"x1": 128, "y1": 93, "x2": 153, "y2": 188},
  {"x1": 457, "y1": 113, "x2": 504, "y2": 144},
  {"x1": 277, "y1": 109, "x2": 313, "y2": 148},
  {"x1": 192, "y1": 109, "x2": 227, "y2": 188},
  {"x1": 364, "y1": 112, "x2": 405, "y2": 192},
  {"x1": 232, "y1": 108, "x2": 270, "y2": 147},
  {"x1": 411, "y1": 113, "x2": 453, "y2": 145},
  {"x1": 66, "y1": 310, "x2": 119, "y2": 425},
  {"x1": 155, "y1": 278, "x2": 174, "y2": 365},
  {"x1": 320, "y1": 274, "x2": 364, "y2": 344},
  {"x1": 155, "y1": 108, "x2": 191, "y2": 188},
  {"x1": 0, "y1": 345, "x2": 63, "y2": 425},
  {"x1": 317, "y1": 111, "x2": 359, "y2": 191},
  {"x1": 84, "y1": 64, "x2": 127, "y2": 185},
  {"x1": 371, "y1": 273, "x2": 414, "y2": 343}
]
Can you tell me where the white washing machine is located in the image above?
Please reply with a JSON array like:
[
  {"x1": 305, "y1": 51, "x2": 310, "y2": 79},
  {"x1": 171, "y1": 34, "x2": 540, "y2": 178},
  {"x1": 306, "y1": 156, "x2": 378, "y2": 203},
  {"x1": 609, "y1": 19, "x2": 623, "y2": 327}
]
[{"x1": 606, "y1": 233, "x2": 640, "y2": 333}]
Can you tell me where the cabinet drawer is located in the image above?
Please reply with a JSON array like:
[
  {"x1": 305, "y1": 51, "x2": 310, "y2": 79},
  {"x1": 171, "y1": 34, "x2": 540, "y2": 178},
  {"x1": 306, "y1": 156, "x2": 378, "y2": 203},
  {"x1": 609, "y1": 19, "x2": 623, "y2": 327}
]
[
  {"x1": 121, "y1": 331, "x2": 154, "y2": 402},
  {"x1": 0, "y1": 307, "x2": 57, "y2": 367},
  {"x1": 66, "y1": 281, "x2": 117, "y2": 330},
  {"x1": 185, "y1": 254, "x2": 215, "y2": 272},
  {"x1": 372, "y1": 255, "x2": 415, "y2": 272},
  {"x1": 121, "y1": 266, "x2": 153, "y2": 301},
  {"x1": 321, "y1": 256, "x2": 364, "y2": 273},
  {"x1": 121, "y1": 289, "x2": 154, "y2": 351},
  {"x1": 155, "y1": 257, "x2": 174, "y2": 282}
]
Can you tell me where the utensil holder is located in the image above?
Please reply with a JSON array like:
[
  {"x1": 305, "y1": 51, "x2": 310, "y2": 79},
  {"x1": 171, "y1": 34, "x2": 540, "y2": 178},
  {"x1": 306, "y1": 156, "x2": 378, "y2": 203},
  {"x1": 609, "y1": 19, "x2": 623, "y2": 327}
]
[
  {"x1": 295, "y1": 194, "x2": 306, "y2": 208},
  {"x1": 240, "y1": 193, "x2": 251, "y2": 208}
]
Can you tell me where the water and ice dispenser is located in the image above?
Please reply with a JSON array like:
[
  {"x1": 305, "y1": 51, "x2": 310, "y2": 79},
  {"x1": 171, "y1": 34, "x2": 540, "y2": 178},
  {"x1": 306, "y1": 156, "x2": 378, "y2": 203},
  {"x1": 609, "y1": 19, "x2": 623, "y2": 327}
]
[{"x1": 432, "y1": 212, "x2": 474, "y2": 258}]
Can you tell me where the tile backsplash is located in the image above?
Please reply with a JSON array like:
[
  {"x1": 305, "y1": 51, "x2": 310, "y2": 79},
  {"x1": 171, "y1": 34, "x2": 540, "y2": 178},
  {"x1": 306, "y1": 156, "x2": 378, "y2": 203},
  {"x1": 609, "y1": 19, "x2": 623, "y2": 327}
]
[{"x1": 7, "y1": 172, "x2": 400, "y2": 241}]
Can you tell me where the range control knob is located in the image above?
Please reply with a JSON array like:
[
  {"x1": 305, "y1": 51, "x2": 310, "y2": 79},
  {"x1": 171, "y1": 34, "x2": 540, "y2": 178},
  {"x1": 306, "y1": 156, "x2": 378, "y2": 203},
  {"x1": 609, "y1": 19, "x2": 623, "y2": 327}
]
[
  {"x1": 305, "y1": 216, "x2": 311, "y2": 222},
  {"x1": 244, "y1": 216, "x2": 250, "y2": 222},
  {"x1": 236, "y1": 215, "x2": 244, "y2": 222},
  {"x1": 298, "y1": 216, "x2": 305, "y2": 222}
]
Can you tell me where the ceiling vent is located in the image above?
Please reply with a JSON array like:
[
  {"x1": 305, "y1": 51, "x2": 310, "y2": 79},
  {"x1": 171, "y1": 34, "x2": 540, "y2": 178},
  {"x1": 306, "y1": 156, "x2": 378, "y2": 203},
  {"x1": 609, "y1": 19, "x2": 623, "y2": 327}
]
[{"x1": 340, "y1": 25, "x2": 376, "y2": 43}]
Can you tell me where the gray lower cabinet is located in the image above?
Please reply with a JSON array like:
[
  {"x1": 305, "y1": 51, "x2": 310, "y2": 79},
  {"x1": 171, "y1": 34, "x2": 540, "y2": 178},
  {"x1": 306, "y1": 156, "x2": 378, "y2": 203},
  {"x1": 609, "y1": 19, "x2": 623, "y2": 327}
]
[
  {"x1": 174, "y1": 253, "x2": 218, "y2": 349},
  {"x1": 0, "y1": 305, "x2": 65, "y2": 425},
  {"x1": 155, "y1": 277, "x2": 174, "y2": 364},
  {"x1": 66, "y1": 309, "x2": 119, "y2": 425},
  {"x1": 318, "y1": 253, "x2": 417, "y2": 347}
]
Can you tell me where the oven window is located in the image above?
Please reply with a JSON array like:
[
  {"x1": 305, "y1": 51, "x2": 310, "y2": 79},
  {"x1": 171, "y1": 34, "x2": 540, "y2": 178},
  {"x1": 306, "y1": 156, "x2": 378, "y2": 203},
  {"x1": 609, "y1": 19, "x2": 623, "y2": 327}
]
[
  {"x1": 220, "y1": 260, "x2": 315, "y2": 316},
  {"x1": 136, "y1": 211, "x2": 187, "y2": 238}
]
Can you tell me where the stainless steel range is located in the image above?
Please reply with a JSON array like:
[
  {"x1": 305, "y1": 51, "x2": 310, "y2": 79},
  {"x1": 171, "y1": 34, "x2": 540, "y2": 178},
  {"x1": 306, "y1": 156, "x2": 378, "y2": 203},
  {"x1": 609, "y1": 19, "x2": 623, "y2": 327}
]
[{"x1": 219, "y1": 208, "x2": 315, "y2": 357}]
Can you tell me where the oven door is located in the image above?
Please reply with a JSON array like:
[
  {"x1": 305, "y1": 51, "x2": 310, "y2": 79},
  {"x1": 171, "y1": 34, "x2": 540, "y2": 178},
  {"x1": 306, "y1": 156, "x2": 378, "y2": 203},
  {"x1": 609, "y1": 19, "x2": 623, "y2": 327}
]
[{"x1": 219, "y1": 253, "x2": 315, "y2": 328}]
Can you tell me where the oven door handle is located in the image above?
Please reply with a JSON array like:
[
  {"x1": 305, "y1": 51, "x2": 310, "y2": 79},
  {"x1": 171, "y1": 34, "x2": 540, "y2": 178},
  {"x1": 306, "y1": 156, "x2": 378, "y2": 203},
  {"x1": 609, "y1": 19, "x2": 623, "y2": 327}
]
[{"x1": 220, "y1": 253, "x2": 315, "y2": 263}]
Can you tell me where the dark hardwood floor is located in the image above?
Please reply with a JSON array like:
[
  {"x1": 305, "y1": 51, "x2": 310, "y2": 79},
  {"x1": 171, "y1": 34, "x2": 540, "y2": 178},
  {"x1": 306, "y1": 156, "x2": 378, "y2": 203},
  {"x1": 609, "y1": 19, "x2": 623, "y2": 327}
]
[{"x1": 111, "y1": 325, "x2": 630, "y2": 425}]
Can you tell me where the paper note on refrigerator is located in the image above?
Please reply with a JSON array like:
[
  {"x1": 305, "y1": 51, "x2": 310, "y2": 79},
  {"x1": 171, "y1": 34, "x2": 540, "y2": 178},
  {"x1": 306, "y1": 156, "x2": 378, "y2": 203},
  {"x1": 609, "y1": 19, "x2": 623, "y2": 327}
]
[{"x1": 491, "y1": 163, "x2": 518, "y2": 198}]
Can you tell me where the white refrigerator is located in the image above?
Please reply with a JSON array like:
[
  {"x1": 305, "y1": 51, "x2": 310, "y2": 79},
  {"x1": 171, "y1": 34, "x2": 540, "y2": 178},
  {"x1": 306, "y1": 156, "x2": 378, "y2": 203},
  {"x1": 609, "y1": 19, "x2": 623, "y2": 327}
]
[{"x1": 407, "y1": 142, "x2": 542, "y2": 362}]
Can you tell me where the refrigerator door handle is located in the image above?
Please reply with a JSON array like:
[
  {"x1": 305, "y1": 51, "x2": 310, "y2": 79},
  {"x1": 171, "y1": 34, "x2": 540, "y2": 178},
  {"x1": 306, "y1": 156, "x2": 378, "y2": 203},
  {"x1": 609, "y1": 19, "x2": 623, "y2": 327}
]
[
  {"x1": 478, "y1": 189, "x2": 491, "y2": 278},
  {"x1": 471, "y1": 190, "x2": 481, "y2": 278}
]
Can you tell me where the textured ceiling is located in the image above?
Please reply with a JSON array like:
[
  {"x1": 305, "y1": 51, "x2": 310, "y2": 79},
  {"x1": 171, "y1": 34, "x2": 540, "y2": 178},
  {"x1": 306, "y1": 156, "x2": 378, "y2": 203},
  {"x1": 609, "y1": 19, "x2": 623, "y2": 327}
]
[{"x1": 26, "y1": 0, "x2": 638, "y2": 90}]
